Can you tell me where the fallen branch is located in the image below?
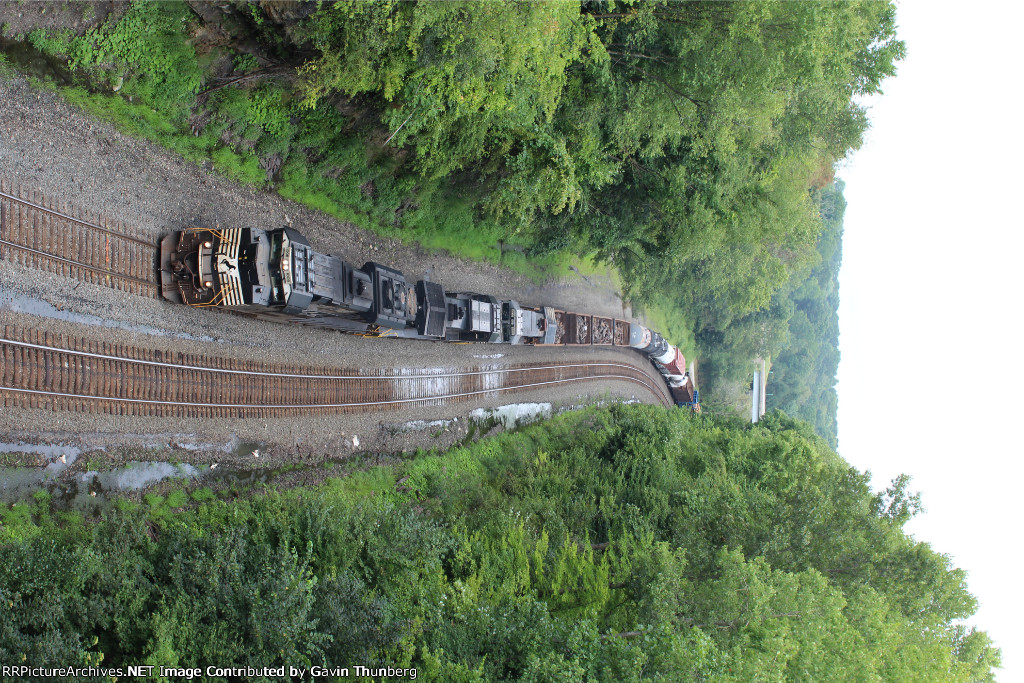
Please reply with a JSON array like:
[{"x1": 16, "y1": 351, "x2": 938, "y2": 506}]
[
  {"x1": 197, "y1": 66, "x2": 294, "y2": 98},
  {"x1": 383, "y1": 109, "x2": 417, "y2": 147}
]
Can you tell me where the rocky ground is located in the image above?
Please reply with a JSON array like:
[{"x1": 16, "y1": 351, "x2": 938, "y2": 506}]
[
  {"x1": 0, "y1": 68, "x2": 662, "y2": 486},
  {"x1": 0, "y1": 1, "x2": 117, "y2": 38}
]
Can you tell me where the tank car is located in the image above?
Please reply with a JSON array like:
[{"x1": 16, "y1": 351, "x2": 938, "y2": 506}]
[
  {"x1": 641, "y1": 331, "x2": 669, "y2": 359},
  {"x1": 657, "y1": 348, "x2": 688, "y2": 387},
  {"x1": 628, "y1": 323, "x2": 653, "y2": 350}
]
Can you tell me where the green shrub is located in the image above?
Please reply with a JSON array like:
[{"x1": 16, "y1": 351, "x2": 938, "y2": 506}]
[
  {"x1": 164, "y1": 490, "x2": 188, "y2": 508},
  {"x1": 0, "y1": 406, "x2": 999, "y2": 679},
  {"x1": 189, "y1": 487, "x2": 215, "y2": 502}
]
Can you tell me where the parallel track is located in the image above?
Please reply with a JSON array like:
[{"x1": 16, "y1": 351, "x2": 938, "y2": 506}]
[
  {"x1": 0, "y1": 181, "x2": 677, "y2": 411},
  {"x1": 0, "y1": 327, "x2": 673, "y2": 417},
  {"x1": 0, "y1": 180, "x2": 158, "y2": 296}
]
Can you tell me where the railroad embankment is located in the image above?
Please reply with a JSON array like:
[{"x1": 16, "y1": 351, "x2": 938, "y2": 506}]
[{"x1": 0, "y1": 71, "x2": 662, "y2": 471}]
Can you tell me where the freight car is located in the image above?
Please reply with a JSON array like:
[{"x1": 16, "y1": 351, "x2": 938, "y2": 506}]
[{"x1": 159, "y1": 225, "x2": 695, "y2": 401}]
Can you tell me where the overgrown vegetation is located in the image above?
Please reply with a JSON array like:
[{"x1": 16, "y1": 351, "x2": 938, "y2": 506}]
[
  {"x1": 0, "y1": 405, "x2": 999, "y2": 680},
  {"x1": 698, "y1": 182, "x2": 845, "y2": 444},
  {"x1": 765, "y1": 182, "x2": 846, "y2": 446},
  {"x1": 4, "y1": 0, "x2": 903, "y2": 397}
]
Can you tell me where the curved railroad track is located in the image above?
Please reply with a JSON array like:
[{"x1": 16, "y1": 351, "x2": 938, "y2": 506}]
[
  {"x1": 0, "y1": 180, "x2": 158, "y2": 296},
  {"x1": 0, "y1": 182, "x2": 676, "y2": 412},
  {"x1": 0, "y1": 327, "x2": 672, "y2": 417}
]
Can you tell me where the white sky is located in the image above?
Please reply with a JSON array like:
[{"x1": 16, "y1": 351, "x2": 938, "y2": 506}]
[{"x1": 836, "y1": 2, "x2": 1023, "y2": 680}]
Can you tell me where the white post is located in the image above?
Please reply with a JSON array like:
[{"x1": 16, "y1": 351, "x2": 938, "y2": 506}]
[{"x1": 751, "y1": 371, "x2": 761, "y2": 423}]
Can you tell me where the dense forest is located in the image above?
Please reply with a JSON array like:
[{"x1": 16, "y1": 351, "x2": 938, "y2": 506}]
[
  {"x1": 0, "y1": 405, "x2": 1001, "y2": 680},
  {"x1": 766, "y1": 183, "x2": 845, "y2": 446},
  {"x1": 698, "y1": 181, "x2": 844, "y2": 443},
  {"x1": 5, "y1": 0, "x2": 903, "y2": 402},
  {"x1": 0, "y1": 5, "x2": 1004, "y2": 679}
]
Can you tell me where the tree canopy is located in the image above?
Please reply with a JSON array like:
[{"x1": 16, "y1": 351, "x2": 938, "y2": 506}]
[
  {"x1": 296, "y1": 1, "x2": 903, "y2": 298},
  {"x1": 0, "y1": 405, "x2": 999, "y2": 680},
  {"x1": 17, "y1": 0, "x2": 907, "y2": 402},
  {"x1": 766, "y1": 182, "x2": 846, "y2": 445}
]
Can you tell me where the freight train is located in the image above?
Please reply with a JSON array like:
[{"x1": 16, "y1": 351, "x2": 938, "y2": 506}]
[{"x1": 159, "y1": 225, "x2": 696, "y2": 405}]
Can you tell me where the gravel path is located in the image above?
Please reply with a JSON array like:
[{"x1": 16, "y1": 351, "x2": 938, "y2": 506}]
[{"x1": 0, "y1": 73, "x2": 662, "y2": 473}]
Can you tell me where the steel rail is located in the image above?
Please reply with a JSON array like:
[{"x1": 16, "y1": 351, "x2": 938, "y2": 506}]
[
  {"x1": 0, "y1": 372, "x2": 663, "y2": 409},
  {"x1": 0, "y1": 238, "x2": 157, "y2": 288},
  {"x1": 0, "y1": 183, "x2": 159, "y2": 298},
  {"x1": 0, "y1": 337, "x2": 656, "y2": 381},
  {"x1": 0, "y1": 331, "x2": 673, "y2": 413},
  {"x1": 0, "y1": 188, "x2": 153, "y2": 247}
]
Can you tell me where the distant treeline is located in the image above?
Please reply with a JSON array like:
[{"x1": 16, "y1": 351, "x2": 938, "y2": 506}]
[
  {"x1": 767, "y1": 182, "x2": 845, "y2": 446},
  {"x1": 697, "y1": 181, "x2": 844, "y2": 443},
  {"x1": 13, "y1": 1, "x2": 903, "y2": 387},
  {"x1": 0, "y1": 405, "x2": 1000, "y2": 680}
]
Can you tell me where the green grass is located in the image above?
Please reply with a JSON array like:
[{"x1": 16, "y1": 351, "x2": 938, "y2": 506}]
[
  {"x1": 637, "y1": 293, "x2": 697, "y2": 361},
  {"x1": 82, "y1": 456, "x2": 108, "y2": 471},
  {"x1": 190, "y1": 487, "x2": 216, "y2": 502},
  {"x1": 164, "y1": 489, "x2": 189, "y2": 508},
  {"x1": 0, "y1": 404, "x2": 654, "y2": 541}
]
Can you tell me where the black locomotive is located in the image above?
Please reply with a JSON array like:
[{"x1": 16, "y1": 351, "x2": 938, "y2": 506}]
[{"x1": 159, "y1": 225, "x2": 695, "y2": 401}]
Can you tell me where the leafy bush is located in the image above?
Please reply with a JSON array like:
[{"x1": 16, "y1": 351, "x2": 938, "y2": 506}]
[
  {"x1": 0, "y1": 406, "x2": 998, "y2": 679},
  {"x1": 30, "y1": 2, "x2": 201, "y2": 117}
]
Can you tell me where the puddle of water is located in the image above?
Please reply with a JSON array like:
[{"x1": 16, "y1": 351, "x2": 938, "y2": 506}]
[
  {"x1": 82, "y1": 462, "x2": 200, "y2": 491},
  {"x1": 0, "y1": 459, "x2": 200, "y2": 508},
  {"x1": 227, "y1": 437, "x2": 265, "y2": 457},
  {"x1": 1, "y1": 441, "x2": 82, "y2": 465},
  {"x1": 0, "y1": 36, "x2": 75, "y2": 83},
  {"x1": 1, "y1": 466, "x2": 59, "y2": 498},
  {"x1": 0, "y1": 290, "x2": 219, "y2": 342},
  {"x1": 0, "y1": 431, "x2": 269, "y2": 509},
  {"x1": 0, "y1": 458, "x2": 276, "y2": 510},
  {"x1": 0, "y1": 441, "x2": 82, "y2": 459},
  {"x1": 470, "y1": 402, "x2": 552, "y2": 430},
  {"x1": 0, "y1": 440, "x2": 83, "y2": 476}
]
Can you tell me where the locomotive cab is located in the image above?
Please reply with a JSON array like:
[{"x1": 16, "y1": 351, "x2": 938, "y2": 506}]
[
  {"x1": 160, "y1": 227, "x2": 269, "y2": 309},
  {"x1": 501, "y1": 301, "x2": 545, "y2": 344},
  {"x1": 444, "y1": 293, "x2": 501, "y2": 343},
  {"x1": 273, "y1": 228, "x2": 315, "y2": 314}
]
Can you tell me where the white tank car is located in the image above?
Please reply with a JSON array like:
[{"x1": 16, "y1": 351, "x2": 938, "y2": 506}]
[{"x1": 628, "y1": 323, "x2": 652, "y2": 349}]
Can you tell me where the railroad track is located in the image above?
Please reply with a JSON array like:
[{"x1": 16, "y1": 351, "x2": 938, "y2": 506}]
[
  {"x1": 0, "y1": 327, "x2": 672, "y2": 417},
  {"x1": 0, "y1": 180, "x2": 159, "y2": 296}
]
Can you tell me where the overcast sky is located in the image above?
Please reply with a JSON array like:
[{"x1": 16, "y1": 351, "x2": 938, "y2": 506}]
[{"x1": 836, "y1": 2, "x2": 1023, "y2": 680}]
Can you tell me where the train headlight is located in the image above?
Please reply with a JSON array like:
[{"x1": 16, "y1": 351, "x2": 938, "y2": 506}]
[
  {"x1": 204, "y1": 280, "x2": 213, "y2": 288},
  {"x1": 204, "y1": 241, "x2": 212, "y2": 248}
]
